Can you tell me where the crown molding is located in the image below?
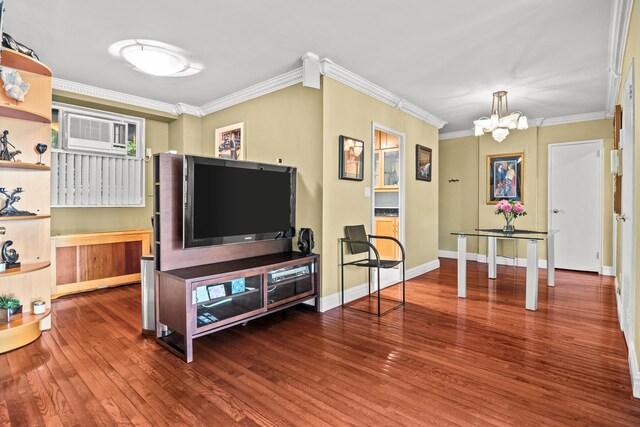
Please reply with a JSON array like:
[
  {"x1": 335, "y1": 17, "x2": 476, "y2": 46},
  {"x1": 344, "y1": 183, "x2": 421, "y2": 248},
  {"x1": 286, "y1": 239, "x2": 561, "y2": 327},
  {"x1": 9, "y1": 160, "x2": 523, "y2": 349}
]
[
  {"x1": 199, "y1": 68, "x2": 304, "y2": 115},
  {"x1": 174, "y1": 103, "x2": 204, "y2": 117},
  {"x1": 439, "y1": 129, "x2": 475, "y2": 140},
  {"x1": 320, "y1": 58, "x2": 447, "y2": 129},
  {"x1": 52, "y1": 77, "x2": 185, "y2": 116},
  {"x1": 606, "y1": 0, "x2": 633, "y2": 114},
  {"x1": 538, "y1": 111, "x2": 612, "y2": 127},
  {"x1": 439, "y1": 113, "x2": 610, "y2": 140}
]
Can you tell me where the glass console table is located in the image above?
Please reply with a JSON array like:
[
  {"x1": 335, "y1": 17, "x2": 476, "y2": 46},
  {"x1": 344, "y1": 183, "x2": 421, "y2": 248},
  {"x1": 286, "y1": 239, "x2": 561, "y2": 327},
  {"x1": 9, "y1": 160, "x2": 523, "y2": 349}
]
[{"x1": 450, "y1": 229, "x2": 558, "y2": 311}]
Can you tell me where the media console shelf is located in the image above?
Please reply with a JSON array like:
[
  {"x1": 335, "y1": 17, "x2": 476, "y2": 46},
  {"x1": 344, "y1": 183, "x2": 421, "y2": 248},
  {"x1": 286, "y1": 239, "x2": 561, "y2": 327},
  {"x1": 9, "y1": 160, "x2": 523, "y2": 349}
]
[
  {"x1": 155, "y1": 252, "x2": 319, "y2": 362},
  {"x1": 153, "y1": 153, "x2": 319, "y2": 362}
]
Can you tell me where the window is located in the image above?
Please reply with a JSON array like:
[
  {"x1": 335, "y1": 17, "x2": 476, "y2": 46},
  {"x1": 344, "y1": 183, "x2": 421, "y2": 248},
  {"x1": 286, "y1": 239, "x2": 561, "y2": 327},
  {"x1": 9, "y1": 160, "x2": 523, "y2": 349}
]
[{"x1": 51, "y1": 102, "x2": 146, "y2": 207}]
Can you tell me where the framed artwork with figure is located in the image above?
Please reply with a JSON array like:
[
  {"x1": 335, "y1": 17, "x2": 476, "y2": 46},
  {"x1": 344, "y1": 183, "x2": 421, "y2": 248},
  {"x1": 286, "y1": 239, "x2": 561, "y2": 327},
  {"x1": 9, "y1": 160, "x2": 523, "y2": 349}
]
[
  {"x1": 215, "y1": 122, "x2": 244, "y2": 160},
  {"x1": 416, "y1": 145, "x2": 432, "y2": 181},
  {"x1": 339, "y1": 135, "x2": 364, "y2": 181},
  {"x1": 486, "y1": 152, "x2": 524, "y2": 204}
]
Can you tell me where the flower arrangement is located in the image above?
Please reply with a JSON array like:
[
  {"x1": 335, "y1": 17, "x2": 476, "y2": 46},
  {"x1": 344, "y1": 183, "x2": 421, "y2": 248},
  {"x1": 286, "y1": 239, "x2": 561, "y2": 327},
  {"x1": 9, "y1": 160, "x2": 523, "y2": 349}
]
[{"x1": 494, "y1": 199, "x2": 526, "y2": 231}]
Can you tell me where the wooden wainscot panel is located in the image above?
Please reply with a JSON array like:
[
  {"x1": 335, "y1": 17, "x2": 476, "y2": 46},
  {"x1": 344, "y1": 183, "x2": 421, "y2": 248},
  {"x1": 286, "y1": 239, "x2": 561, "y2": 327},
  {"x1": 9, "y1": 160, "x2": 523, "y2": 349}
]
[{"x1": 51, "y1": 229, "x2": 152, "y2": 298}]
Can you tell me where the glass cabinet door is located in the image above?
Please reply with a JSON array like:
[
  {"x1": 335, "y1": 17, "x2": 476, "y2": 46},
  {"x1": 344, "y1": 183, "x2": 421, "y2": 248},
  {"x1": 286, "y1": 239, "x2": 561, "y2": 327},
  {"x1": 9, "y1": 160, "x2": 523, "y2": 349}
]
[
  {"x1": 266, "y1": 263, "x2": 314, "y2": 308},
  {"x1": 383, "y1": 150, "x2": 399, "y2": 186},
  {"x1": 193, "y1": 274, "x2": 264, "y2": 328}
]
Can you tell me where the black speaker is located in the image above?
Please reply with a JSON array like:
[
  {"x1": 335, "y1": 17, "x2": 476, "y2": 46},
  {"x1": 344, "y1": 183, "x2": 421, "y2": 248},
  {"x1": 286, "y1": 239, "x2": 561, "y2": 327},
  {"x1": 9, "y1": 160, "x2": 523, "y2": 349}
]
[{"x1": 297, "y1": 228, "x2": 314, "y2": 256}]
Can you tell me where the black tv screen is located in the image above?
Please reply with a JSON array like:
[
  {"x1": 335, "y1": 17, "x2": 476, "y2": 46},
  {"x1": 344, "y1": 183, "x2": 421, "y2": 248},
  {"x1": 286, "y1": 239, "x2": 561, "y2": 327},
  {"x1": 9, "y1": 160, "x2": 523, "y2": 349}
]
[{"x1": 184, "y1": 156, "x2": 296, "y2": 248}]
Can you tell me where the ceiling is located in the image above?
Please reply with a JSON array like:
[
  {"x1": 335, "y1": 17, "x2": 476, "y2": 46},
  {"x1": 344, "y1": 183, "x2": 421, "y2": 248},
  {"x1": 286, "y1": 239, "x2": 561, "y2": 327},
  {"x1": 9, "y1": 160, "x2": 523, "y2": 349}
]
[{"x1": 5, "y1": 0, "x2": 615, "y2": 132}]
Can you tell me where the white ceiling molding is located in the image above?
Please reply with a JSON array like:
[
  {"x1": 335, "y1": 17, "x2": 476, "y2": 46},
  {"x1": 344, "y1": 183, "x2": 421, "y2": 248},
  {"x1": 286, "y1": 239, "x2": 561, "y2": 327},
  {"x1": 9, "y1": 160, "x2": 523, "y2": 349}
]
[
  {"x1": 199, "y1": 68, "x2": 304, "y2": 115},
  {"x1": 439, "y1": 113, "x2": 610, "y2": 140},
  {"x1": 538, "y1": 111, "x2": 612, "y2": 127},
  {"x1": 175, "y1": 103, "x2": 204, "y2": 117},
  {"x1": 320, "y1": 58, "x2": 447, "y2": 129},
  {"x1": 52, "y1": 77, "x2": 184, "y2": 116},
  {"x1": 439, "y1": 129, "x2": 475, "y2": 140},
  {"x1": 606, "y1": 0, "x2": 634, "y2": 114}
]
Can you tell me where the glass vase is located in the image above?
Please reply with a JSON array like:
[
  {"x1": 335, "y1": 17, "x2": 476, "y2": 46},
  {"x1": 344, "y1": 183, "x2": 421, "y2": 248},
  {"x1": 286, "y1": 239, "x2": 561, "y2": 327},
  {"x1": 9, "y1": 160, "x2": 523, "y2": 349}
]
[{"x1": 503, "y1": 217, "x2": 515, "y2": 232}]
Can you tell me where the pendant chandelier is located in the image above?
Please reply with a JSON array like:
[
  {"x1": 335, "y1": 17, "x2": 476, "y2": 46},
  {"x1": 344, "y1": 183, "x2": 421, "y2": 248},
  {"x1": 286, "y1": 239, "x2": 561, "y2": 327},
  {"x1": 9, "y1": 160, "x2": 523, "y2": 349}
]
[{"x1": 474, "y1": 90, "x2": 528, "y2": 142}]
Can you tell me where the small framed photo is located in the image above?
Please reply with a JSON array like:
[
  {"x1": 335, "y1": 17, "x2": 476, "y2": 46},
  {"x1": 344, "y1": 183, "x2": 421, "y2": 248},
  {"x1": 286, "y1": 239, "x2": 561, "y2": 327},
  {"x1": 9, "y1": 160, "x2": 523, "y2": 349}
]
[
  {"x1": 416, "y1": 145, "x2": 432, "y2": 182},
  {"x1": 339, "y1": 135, "x2": 364, "y2": 181},
  {"x1": 215, "y1": 122, "x2": 244, "y2": 160},
  {"x1": 487, "y1": 152, "x2": 524, "y2": 204}
]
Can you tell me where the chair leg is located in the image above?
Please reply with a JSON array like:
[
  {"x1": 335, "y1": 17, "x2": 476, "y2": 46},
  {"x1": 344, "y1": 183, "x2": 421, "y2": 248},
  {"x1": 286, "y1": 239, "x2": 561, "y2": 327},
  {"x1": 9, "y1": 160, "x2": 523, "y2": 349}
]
[
  {"x1": 340, "y1": 243, "x2": 345, "y2": 308},
  {"x1": 377, "y1": 267, "x2": 381, "y2": 316},
  {"x1": 402, "y1": 260, "x2": 406, "y2": 304}
]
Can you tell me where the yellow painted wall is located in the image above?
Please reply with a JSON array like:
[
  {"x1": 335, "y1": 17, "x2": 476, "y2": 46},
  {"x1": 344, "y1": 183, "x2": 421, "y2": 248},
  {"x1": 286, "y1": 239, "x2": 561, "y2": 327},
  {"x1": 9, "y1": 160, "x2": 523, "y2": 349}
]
[
  {"x1": 169, "y1": 113, "x2": 202, "y2": 154},
  {"x1": 50, "y1": 92, "x2": 173, "y2": 235},
  {"x1": 200, "y1": 83, "x2": 324, "y2": 259},
  {"x1": 438, "y1": 137, "x2": 479, "y2": 254},
  {"x1": 616, "y1": 1, "x2": 640, "y2": 366},
  {"x1": 439, "y1": 119, "x2": 614, "y2": 265},
  {"x1": 322, "y1": 78, "x2": 439, "y2": 296},
  {"x1": 52, "y1": 78, "x2": 438, "y2": 299}
]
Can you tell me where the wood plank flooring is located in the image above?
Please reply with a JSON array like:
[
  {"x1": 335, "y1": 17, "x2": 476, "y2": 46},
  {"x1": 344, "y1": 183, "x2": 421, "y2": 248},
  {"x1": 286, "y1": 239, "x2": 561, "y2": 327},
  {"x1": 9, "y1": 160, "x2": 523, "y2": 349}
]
[{"x1": 2, "y1": 258, "x2": 639, "y2": 426}]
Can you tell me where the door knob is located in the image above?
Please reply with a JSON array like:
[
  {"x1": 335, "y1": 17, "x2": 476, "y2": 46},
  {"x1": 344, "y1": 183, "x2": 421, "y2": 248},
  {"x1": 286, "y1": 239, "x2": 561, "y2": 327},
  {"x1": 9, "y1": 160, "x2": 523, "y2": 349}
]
[
  {"x1": 619, "y1": 214, "x2": 627, "y2": 222},
  {"x1": 552, "y1": 209, "x2": 564, "y2": 214}
]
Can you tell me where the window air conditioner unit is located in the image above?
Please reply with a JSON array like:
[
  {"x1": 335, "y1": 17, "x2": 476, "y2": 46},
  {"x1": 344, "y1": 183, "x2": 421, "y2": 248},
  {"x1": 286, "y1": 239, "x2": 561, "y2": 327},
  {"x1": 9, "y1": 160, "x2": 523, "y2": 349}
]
[{"x1": 63, "y1": 113, "x2": 128, "y2": 155}]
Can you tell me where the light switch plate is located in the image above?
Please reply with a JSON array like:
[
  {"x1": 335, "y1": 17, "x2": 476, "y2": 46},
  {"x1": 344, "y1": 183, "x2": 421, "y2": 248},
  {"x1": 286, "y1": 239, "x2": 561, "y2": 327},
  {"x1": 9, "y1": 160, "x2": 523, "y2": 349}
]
[{"x1": 364, "y1": 187, "x2": 371, "y2": 197}]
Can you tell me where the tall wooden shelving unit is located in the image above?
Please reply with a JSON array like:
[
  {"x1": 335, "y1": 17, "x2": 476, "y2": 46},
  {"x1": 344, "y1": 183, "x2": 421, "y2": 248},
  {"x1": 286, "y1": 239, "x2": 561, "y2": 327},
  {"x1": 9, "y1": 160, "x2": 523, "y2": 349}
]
[{"x1": 0, "y1": 50, "x2": 52, "y2": 353}]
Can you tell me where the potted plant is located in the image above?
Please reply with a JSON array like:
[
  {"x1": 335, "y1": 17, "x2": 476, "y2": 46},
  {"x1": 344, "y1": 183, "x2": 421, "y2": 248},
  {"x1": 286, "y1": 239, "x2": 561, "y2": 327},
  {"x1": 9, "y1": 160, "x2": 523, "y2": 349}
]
[
  {"x1": 495, "y1": 199, "x2": 527, "y2": 232},
  {"x1": 0, "y1": 293, "x2": 22, "y2": 323}
]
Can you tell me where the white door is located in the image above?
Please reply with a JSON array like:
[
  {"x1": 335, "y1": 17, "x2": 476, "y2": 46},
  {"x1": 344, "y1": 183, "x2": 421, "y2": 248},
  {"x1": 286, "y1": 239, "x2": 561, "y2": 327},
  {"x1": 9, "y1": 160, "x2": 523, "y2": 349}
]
[
  {"x1": 620, "y1": 62, "x2": 636, "y2": 343},
  {"x1": 549, "y1": 141, "x2": 602, "y2": 272}
]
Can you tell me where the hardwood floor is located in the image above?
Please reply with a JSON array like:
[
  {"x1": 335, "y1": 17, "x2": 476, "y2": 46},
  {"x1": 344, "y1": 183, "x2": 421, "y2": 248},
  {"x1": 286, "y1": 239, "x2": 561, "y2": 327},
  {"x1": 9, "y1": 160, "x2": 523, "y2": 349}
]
[{"x1": 2, "y1": 258, "x2": 639, "y2": 426}]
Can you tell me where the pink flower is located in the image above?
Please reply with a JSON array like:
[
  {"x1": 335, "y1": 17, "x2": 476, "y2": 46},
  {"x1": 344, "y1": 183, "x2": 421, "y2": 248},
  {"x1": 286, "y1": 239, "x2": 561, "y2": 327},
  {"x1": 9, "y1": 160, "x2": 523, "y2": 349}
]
[
  {"x1": 503, "y1": 204, "x2": 512, "y2": 212},
  {"x1": 514, "y1": 203, "x2": 523, "y2": 213}
]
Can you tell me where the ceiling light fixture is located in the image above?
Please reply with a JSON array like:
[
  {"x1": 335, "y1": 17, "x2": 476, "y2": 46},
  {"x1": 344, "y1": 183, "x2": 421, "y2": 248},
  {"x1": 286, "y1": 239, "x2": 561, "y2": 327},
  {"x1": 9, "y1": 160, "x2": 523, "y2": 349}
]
[
  {"x1": 473, "y1": 90, "x2": 528, "y2": 142},
  {"x1": 109, "y1": 39, "x2": 203, "y2": 77}
]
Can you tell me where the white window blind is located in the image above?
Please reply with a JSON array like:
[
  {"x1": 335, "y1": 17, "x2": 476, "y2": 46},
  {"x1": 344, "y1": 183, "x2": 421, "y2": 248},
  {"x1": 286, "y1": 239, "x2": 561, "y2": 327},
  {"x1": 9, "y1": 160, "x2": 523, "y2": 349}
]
[{"x1": 51, "y1": 151, "x2": 144, "y2": 207}]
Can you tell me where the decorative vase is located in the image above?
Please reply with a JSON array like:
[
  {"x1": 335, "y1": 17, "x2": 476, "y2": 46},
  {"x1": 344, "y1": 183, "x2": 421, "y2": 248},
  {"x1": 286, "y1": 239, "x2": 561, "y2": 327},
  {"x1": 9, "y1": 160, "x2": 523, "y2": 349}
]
[{"x1": 503, "y1": 218, "x2": 515, "y2": 232}]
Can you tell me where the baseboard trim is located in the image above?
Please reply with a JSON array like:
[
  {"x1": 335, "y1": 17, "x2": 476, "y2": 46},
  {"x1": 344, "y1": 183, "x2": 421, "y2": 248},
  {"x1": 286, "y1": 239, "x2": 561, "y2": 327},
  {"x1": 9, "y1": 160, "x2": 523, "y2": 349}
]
[
  {"x1": 318, "y1": 259, "x2": 440, "y2": 313},
  {"x1": 438, "y1": 250, "x2": 478, "y2": 261},
  {"x1": 615, "y1": 277, "x2": 623, "y2": 330},
  {"x1": 628, "y1": 342, "x2": 640, "y2": 398},
  {"x1": 439, "y1": 250, "x2": 547, "y2": 269},
  {"x1": 438, "y1": 250, "x2": 614, "y2": 275}
]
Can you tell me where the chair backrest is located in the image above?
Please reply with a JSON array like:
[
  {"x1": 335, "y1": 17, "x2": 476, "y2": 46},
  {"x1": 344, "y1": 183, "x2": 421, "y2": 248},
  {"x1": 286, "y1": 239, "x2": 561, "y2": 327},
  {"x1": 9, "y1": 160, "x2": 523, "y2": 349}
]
[{"x1": 344, "y1": 225, "x2": 369, "y2": 254}]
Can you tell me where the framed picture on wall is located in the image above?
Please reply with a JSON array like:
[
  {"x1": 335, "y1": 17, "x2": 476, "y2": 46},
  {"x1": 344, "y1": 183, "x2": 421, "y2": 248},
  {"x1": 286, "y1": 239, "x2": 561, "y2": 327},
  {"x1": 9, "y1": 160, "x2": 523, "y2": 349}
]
[
  {"x1": 486, "y1": 152, "x2": 524, "y2": 204},
  {"x1": 416, "y1": 145, "x2": 432, "y2": 182},
  {"x1": 215, "y1": 122, "x2": 244, "y2": 160},
  {"x1": 339, "y1": 135, "x2": 364, "y2": 181}
]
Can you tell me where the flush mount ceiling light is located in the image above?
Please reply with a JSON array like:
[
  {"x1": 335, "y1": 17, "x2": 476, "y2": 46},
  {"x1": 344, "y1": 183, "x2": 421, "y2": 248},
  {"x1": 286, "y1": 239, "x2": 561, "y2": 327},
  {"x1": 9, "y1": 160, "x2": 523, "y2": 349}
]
[
  {"x1": 473, "y1": 90, "x2": 528, "y2": 142},
  {"x1": 109, "y1": 39, "x2": 203, "y2": 77}
]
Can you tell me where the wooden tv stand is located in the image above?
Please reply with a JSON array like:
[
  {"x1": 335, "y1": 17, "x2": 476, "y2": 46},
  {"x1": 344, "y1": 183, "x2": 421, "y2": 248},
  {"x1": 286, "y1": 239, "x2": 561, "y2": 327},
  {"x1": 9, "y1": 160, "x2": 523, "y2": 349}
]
[{"x1": 155, "y1": 251, "x2": 319, "y2": 362}]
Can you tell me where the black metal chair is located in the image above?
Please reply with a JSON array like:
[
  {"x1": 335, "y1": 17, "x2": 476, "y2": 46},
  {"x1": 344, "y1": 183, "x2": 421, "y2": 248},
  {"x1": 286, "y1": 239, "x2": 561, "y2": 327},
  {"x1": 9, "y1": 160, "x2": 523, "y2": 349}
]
[{"x1": 340, "y1": 225, "x2": 406, "y2": 316}]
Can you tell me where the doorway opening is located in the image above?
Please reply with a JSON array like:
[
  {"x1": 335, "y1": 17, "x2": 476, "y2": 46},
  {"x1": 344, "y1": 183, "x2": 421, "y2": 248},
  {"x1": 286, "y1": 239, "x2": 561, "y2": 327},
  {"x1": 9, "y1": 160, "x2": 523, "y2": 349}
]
[{"x1": 370, "y1": 123, "x2": 405, "y2": 288}]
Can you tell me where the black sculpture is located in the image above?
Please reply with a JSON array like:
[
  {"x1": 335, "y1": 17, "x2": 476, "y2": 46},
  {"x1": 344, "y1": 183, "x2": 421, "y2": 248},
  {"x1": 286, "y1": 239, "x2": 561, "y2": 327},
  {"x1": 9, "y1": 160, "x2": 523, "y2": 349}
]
[
  {"x1": 0, "y1": 130, "x2": 20, "y2": 161},
  {"x1": 35, "y1": 143, "x2": 47, "y2": 165},
  {"x1": 1, "y1": 240, "x2": 19, "y2": 269},
  {"x1": 0, "y1": 187, "x2": 35, "y2": 216},
  {"x1": 2, "y1": 33, "x2": 39, "y2": 60}
]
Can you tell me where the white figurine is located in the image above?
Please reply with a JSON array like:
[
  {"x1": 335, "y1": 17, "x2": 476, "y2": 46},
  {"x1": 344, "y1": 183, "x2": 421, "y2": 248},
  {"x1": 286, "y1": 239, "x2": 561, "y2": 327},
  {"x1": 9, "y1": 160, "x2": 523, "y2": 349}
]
[{"x1": 1, "y1": 67, "x2": 30, "y2": 102}]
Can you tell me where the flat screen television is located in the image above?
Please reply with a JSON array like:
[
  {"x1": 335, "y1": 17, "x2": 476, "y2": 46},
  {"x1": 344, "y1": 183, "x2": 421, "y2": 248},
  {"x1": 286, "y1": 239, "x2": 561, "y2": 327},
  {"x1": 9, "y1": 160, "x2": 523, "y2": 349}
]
[{"x1": 183, "y1": 155, "x2": 296, "y2": 248}]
